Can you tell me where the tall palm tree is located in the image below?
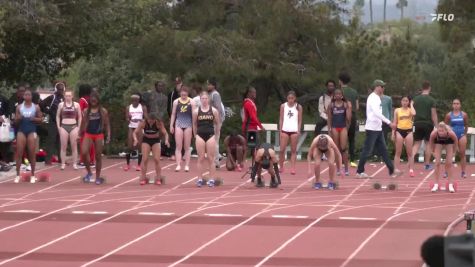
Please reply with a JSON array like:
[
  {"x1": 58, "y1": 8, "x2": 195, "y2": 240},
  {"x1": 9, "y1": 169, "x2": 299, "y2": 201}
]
[
  {"x1": 396, "y1": 0, "x2": 408, "y2": 21},
  {"x1": 369, "y1": 0, "x2": 373, "y2": 24}
]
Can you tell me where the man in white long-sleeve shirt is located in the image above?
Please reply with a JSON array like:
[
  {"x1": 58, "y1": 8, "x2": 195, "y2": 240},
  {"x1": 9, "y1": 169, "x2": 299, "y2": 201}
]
[{"x1": 356, "y1": 80, "x2": 402, "y2": 178}]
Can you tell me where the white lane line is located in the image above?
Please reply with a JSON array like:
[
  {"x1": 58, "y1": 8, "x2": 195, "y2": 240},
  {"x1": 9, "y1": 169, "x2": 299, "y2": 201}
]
[
  {"x1": 272, "y1": 215, "x2": 308, "y2": 219},
  {"x1": 393, "y1": 170, "x2": 434, "y2": 214},
  {"x1": 138, "y1": 212, "x2": 174, "y2": 216},
  {"x1": 4, "y1": 210, "x2": 40, "y2": 213},
  {"x1": 339, "y1": 216, "x2": 377, "y2": 221},
  {"x1": 205, "y1": 213, "x2": 243, "y2": 217},
  {"x1": 72, "y1": 211, "x2": 108, "y2": 215}
]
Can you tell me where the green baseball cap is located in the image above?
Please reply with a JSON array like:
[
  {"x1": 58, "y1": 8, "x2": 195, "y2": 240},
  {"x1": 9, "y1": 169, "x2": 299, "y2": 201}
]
[{"x1": 372, "y1": 79, "x2": 386, "y2": 88}]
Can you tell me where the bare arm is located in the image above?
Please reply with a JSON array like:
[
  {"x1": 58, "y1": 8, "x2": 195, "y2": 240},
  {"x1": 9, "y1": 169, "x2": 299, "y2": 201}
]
[
  {"x1": 346, "y1": 102, "x2": 352, "y2": 127},
  {"x1": 444, "y1": 113, "x2": 451, "y2": 125},
  {"x1": 298, "y1": 104, "x2": 303, "y2": 133},
  {"x1": 76, "y1": 102, "x2": 82, "y2": 130},
  {"x1": 410, "y1": 100, "x2": 416, "y2": 116},
  {"x1": 32, "y1": 105, "x2": 43, "y2": 123},
  {"x1": 15, "y1": 106, "x2": 21, "y2": 126},
  {"x1": 159, "y1": 121, "x2": 169, "y2": 146},
  {"x1": 212, "y1": 108, "x2": 221, "y2": 136},
  {"x1": 192, "y1": 108, "x2": 198, "y2": 138},
  {"x1": 464, "y1": 112, "x2": 469, "y2": 135},
  {"x1": 327, "y1": 104, "x2": 333, "y2": 129},
  {"x1": 103, "y1": 108, "x2": 111, "y2": 143},
  {"x1": 170, "y1": 100, "x2": 178, "y2": 133},
  {"x1": 79, "y1": 108, "x2": 88, "y2": 136},
  {"x1": 431, "y1": 107, "x2": 438, "y2": 126},
  {"x1": 56, "y1": 102, "x2": 63, "y2": 129},
  {"x1": 279, "y1": 104, "x2": 284, "y2": 131}
]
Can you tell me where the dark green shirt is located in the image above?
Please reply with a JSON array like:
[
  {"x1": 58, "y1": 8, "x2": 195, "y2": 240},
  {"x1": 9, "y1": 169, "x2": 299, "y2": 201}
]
[
  {"x1": 413, "y1": 94, "x2": 436, "y2": 126},
  {"x1": 342, "y1": 86, "x2": 358, "y2": 114}
]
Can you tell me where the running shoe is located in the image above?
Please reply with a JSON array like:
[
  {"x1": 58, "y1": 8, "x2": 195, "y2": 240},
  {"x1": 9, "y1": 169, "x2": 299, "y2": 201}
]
[
  {"x1": 61, "y1": 164, "x2": 66, "y2": 170},
  {"x1": 256, "y1": 178, "x2": 265, "y2": 188},
  {"x1": 356, "y1": 172, "x2": 369, "y2": 179},
  {"x1": 77, "y1": 162, "x2": 86, "y2": 169},
  {"x1": 290, "y1": 169, "x2": 296, "y2": 175},
  {"x1": 327, "y1": 182, "x2": 336, "y2": 190},
  {"x1": 184, "y1": 165, "x2": 189, "y2": 172},
  {"x1": 155, "y1": 178, "x2": 162, "y2": 185},
  {"x1": 123, "y1": 165, "x2": 130, "y2": 171},
  {"x1": 30, "y1": 176, "x2": 36, "y2": 184},
  {"x1": 345, "y1": 170, "x2": 350, "y2": 176},
  {"x1": 431, "y1": 183, "x2": 439, "y2": 192},
  {"x1": 350, "y1": 161, "x2": 357, "y2": 168},
  {"x1": 207, "y1": 179, "x2": 215, "y2": 187},
  {"x1": 462, "y1": 171, "x2": 467, "y2": 178},
  {"x1": 73, "y1": 164, "x2": 78, "y2": 170},
  {"x1": 83, "y1": 173, "x2": 93, "y2": 183},
  {"x1": 175, "y1": 165, "x2": 181, "y2": 172},
  {"x1": 409, "y1": 169, "x2": 415, "y2": 177},
  {"x1": 14, "y1": 176, "x2": 20, "y2": 183},
  {"x1": 313, "y1": 182, "x2": 323, "y2": 190},
  {"x1": 196, "y1": 178, "x2": 204, "y2": 187},
  {"x1": 140, "y1": 178, "x2": 148, "y2": 185},
  {"x1": 448, "y1": 183, "x2": 455, "y2": 193},
  {"x1": 26, "y1": 165, "x2": 31, "y2": 171},
  {"x1": 135, "y1": 165, "x2": 141, "y2": 171},
  {"x1": 236, "y1": 165, "x2": 242, "y2": 172},
  {"x1": 443, "y1": 171, "x2": 448, "y2": 178},
  {"x1": 95, "y1": 177, "x2": 105, "y2": 185},
  {"x1": 390, "y1": 169, "x2": 403, "y2": 178},
  {"x1": 424, "y1": 164, "x2": 433, "y2": 171}
]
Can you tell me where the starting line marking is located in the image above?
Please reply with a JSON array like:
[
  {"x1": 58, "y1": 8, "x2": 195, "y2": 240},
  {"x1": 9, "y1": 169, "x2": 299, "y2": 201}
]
[
  {"x1": 272, "y1": 215, "x2": 309, "y2": 219},
  {"x1": 339, "y1": 216, "x2": 377, "y2": 221},
  {"x1": 4, "y1": 210, "x2": 40, "y2": 213},
  {"x1": 72, "y1": 211, "x2": 108, "y2": 215},
  {"x1": 138, "y1": 212, "x2": 175, "y2": 216},
  {"x1": 205, "y1": 213, "x2": 243, "y2": 217}
]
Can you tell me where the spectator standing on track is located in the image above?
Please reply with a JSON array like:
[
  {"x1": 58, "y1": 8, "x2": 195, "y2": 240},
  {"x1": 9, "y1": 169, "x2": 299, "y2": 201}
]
[
  {"x1": 193, "y1": 91, "x2": 220, "y2": 187},
  {"x1": 327, "y1": 88, "x2": 352, "y2": 176},
  {"x1": 123, "y1": 93, "x2": 147, "y2": 172},
  {"x1": 167, "y1": 77, "x2": 183, "y2": 161},
  {"x1": 78, "y1": 84, "x2": 94, "y2": 168},
  {"x1": 207, "y1": 78, "x2": 225, "y2": 168},
  {"x1": 314, "y1": 80, "x2": 335, "y2": 136},
  {"x1": 242, "y1": 86, "x2": 265, "y2": 166},
  {"x1": 169, "y1": 86, "x2": 194, "y2": 172},
  {"x1": 444, "y1": 99, "x2": 469, "y2": 178},
  {"x1": 279, "y1": 91, "x2": 302, "y2": 175},
  {"x1": 14, "y1": 90, "x2": 43, "y2": 183},
  {"x1": 381, "y1": 88, "x2": 393, "y2": 145},
  {"x1": 56, "y1": 89, "x2": 82, "y2": 170},
  {"x1": 224, "y1": 131, "x2": 246, "y2": 171},
  {"x1": 308, "y1": 134, "x2": 342, "y2": 190},
  {"x1": 40, "y1": 82, "x2": 65, "y2": 165},
  {"x1": 80, "y1": 92, "x2": 111, "y2": 185},
  {"x1": 392, "y1": 96, "x2": 416, "y2": 177},
  {"x1": 0, "y1": 92, "x2": 12, "y2": 170},
  {"x1": 356, "y1": 80, "x2": 401, "y2": 178},
  {"x1": 339, "y1": 72, "x2": 359, "y2": 167},
  {"x1": 412, "y1": 81, "x2": 438, "y2": 171},
  {"x1": 134, "y1": 112, "x2": 169, "y2": 185},
  {"x1": 429, "y1": 122, "x2": 458, "y2": 193}
]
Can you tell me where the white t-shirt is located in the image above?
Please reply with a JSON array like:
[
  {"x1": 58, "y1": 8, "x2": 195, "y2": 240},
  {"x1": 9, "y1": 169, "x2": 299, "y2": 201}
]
[
  {"x1": 282, "y1": 102, "x2": 299, "y2": 132},
  {"x1": 365, "y1": 92, "x2": 391, "y2": 131},
  {"x1": 128, "y1": 104, "x2": 144, "y2": 128}
]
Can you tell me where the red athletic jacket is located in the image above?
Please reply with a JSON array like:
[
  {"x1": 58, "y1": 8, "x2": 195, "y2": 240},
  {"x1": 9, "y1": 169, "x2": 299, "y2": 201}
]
[{"x1": 242, "y1": 98, "x2": 263, "y2": 134}]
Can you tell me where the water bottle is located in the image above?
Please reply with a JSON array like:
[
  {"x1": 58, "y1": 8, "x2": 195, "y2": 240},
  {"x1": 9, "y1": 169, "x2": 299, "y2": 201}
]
[{"x1": 9, "y1": 127, "x2": 14, "y2": 141}]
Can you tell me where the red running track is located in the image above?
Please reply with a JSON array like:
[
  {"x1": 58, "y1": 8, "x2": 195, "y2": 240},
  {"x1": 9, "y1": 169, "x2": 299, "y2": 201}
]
[{"x1": 0, "y1": 158, "x2": 474, "y2": 267}]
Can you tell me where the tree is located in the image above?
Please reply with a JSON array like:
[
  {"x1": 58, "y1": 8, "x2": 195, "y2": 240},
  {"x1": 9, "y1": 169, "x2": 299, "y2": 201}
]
[
  {"x1": 396, "y1": 0, "x2": 408, "y2": 21},
  {"x1": 369, "y1": 0, "x2": 373, "y2": 24}
]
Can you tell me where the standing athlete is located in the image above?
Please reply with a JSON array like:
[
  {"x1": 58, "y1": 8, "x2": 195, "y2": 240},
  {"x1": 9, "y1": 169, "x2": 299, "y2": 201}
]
[
  {"x1": 279, "y1": 91, "x2": 302, "y2": 175},
  {"x1": 444, "y1": 99, "x2": 469, "y2": 178}
]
